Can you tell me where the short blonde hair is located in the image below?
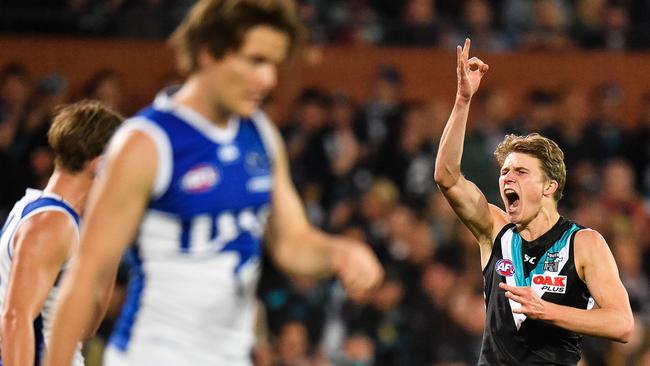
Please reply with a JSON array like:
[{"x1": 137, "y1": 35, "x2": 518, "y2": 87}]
[{"x1": 494, "y1": 133, "x2": 566, "y2": 201}]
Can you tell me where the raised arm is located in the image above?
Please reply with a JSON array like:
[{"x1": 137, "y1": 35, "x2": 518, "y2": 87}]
[
  {"x1": 1, "y1": 213, "x2": 75, "y2": 366},
  {"x1": 265, "y1": 126, "x2": 383, "y2": 298},
  {"x1": 43, "y1": 130, "x2": 157, "y2": 366},
  {"x1": 433, "y1": 39, "x2": 503, "y2": 264},
  {"x1": 501, "y1": 229, "x2": 634, "y2": 342}
]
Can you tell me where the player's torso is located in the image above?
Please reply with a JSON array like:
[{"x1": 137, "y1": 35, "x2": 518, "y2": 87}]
[
  {"x1": 480, "y1": 217, "x2": 592, "y2": 366},
  {"x1": 0, "y1": 189, "x2": 83, "y2": 366},
  {"x1": 108, "y1": 97, "x2": 275, "y2": 364}
]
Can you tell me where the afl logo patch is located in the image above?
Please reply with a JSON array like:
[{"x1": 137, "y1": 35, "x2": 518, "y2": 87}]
[
  {"x1": 495, "y1": 259, "x2": 515, "y2": 277},
  {"x1": 181, "y1": 164, "x2": 219, "y2": 193}
]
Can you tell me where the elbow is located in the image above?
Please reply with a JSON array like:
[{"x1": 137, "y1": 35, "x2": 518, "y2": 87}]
[
  {"x1": 1, "y1": 308, "x2": 30, "y2": 334},
  {"x1": 615, "y1": 315, "x2": 635, "y2": 343},
  {"x1": 433, "y1": 166, "x2": 457, "y2": 190}
]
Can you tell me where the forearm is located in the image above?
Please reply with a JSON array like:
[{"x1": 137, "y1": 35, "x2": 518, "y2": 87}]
[
  {"x1": 271, "y1": 227, "x2": 342, "y2": 278},
  {"x1": 545, "y1": 303, "x2": 633, "y2": 342},
  {"x1": 434, "y1": 97, "x2": 471, "y2": 188},
  {"x1": 86, "y1": 266, "x2": 118, "y2": 339},
  {"x1": 43, "y1": 261, "x2": 105, "y2": 365},
  {"x1": 0, "y1": 315, "x2": 35, "y2": 366}
]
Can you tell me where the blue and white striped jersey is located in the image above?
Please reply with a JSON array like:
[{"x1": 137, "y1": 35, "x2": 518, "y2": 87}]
[
  {"x1": 105, "y1": 89, "x2": 276, "y2": 366},
  {"x1": 0, "y1": 188, "x2": 83, "y2": 366}
]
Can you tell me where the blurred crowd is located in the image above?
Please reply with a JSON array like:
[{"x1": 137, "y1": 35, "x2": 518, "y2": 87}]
[
  {"x1": 2, "y1": 56, "x2": 650, "y2": 365},
  {"x1": 2, "y1": 0, "x2": 650, "y2": 50}
]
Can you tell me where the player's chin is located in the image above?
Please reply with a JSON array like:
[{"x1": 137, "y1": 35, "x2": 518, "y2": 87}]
[{"x1": 237, "y1": 101, "x2": 260, "y2": 117}]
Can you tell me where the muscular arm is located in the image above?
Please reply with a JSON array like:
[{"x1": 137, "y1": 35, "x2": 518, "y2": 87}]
[
  {"x1": 1, "y1": 213, "x2": 75, "y2": 366},
  {"x1": 433, "y1": 39, "x2": 503, "y2": 267},
  {"x1": 43, "y1": 130, "x2": 156, "y2": 366},
  {"x1": 266, "y1": 127, "x2": 383, "y2": 296},
  {"x1": 502, "y1": 229, "x2": 634, "y2": 342},
  {"x1": 548, "y1": 230, "x2": 633, "y2": 342}
]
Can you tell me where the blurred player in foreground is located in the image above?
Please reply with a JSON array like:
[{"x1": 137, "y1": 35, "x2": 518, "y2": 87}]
[
  {"x1": 433, "y1": 38, "x2": 633, "y2": 365},
  {"x1": 44, "y1": 1, "x2": 383, "y2": 365},
  {"x1": 0, "y1": 100, "x2": 122, "y2": 366}
]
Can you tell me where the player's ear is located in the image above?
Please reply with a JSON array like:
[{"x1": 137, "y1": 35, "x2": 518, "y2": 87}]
[
  {"x1": 86, "y1": 155, "x2": 105, "y2": 178},
  {"x1": 196, "y1": 47, "x2": 218, "y2": 69},
  {"x1": 543, "y1": 180, "x2": 558, "y2": 197}
]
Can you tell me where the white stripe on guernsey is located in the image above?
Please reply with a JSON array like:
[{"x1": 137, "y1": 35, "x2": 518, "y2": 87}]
[
  {"x1": 115, "y1": 117, "x2": 173, "y2": 199},
  {"x1": 8, "y1": 206, "x2": 80, "y2": 259},
  {"x1": 247, "y1": 176, "x2": 273, "y2": 192},
  {"x1": 500, "y1": 228, "x2": 527, "y2": 330},
  {"x1": 153, "y1": 90, "x2": 240, "y2": 144},
  {"x1": 250, "y1": 111, "x2": 278, "y2": 161},
  {"x1": 554, "y1": 235, "x2": 573, "y2": 275},
  {"x1": 138, "y1": 210, "x2": 182, "y2": 258}
]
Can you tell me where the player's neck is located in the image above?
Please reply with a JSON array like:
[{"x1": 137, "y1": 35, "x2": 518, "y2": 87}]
[
  {"x1": 516, "y1": 204, "x2": 560, "y2": 242},
  {"x1": 43, "y1": 168, "x2": 93, "y2": 216},
  {"x1": 173, "y1": 78, "x2": 232, "y2": 128}
]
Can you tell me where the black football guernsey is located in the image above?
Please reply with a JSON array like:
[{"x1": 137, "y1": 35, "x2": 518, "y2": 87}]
[{"x1": 479, "y1": 217, "x2": 593, "y2": 365}]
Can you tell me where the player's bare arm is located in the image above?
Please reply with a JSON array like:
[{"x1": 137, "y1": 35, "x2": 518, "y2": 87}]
[
  {"x1": 1, "y1": 212, "x2": 75, "y2": 366},
  {"x1": 44, "y1": 130, "x2": 157, "y2": 366},
  {"x1": 433, "y1": 38, "x2": 505, "y2": 267},
  {"x1": 266, "y1": 127, "x2": 383, "y2": 298},
  {"x1": 500, "y1": 229, "x2": 633, "y2": 342}
]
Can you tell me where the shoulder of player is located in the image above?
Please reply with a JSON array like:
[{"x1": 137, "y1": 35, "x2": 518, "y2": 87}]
[
  {"x1": 13, "y1": 210, "x2": 76, "y2": 258},
  {"x1": 108, "y1": 121, "x2": 159, "y2": 157},
  {"x1": 104, "y1": 123, "x2": 159, "y2": 178},
  {"x1": 572, "y1": 228, "x2": 610, "y2": 264},
  {"x1": 250, "y1": 110, "x2": 281, "y2": 142},
  {"x1": 251, "y1": 110, "x2": 287, "y2": 164},
  {"x1": 573, "y1": 228, "x2": 607, "y2": 247}
]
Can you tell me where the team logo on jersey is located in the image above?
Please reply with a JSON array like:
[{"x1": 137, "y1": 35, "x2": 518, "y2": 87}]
[
  {"x1": 532, "y1": 275, "x2": 567, "y2": 294},
  {"x1": 245, "y1": 151, "x2": 270, "y2": 175},
  {"x1": 543, "y1": 252, "x2": 562, "y2": 272},
  {"x1": 180, "y1": 164, "x2": 219, "y2": 193},
  {"x1": 496, "y1": 259, "x2": 515, "y2": 276},
  {"x1": 217, "y1": 144, "x2": 240, "y2": 163}
]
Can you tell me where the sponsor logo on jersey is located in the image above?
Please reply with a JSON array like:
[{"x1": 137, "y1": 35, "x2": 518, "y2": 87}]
[
  {"x1": 181, "y1": 164, "x2": 219, "y2": 193},
  {"x1": 524, "y1": 254, "x2": 537, "y2": 264},
  {"x1": 247, "y1": 176, "x2": 273, "y2": 192},
  {"x1": 543, "y1": 252, "x2": 562, "y2": 272},
  {"x1": 532, "y1": 274, "x2": 567, "y2": 294},
  {"x1": 496, "y1": 259, "x2": 515, "y2": 276}
]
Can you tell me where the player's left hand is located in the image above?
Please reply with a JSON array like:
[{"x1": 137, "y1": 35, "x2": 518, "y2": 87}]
[
  {"x1": 499, "y1": 282, "x2": 553, "y2": 321},
  {"x1": 333, "y1": 241, "x2": 384, "y2": 300}
]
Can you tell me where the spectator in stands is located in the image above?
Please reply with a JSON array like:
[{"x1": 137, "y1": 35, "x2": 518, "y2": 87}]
[
  {"x1": 448, "y1": 0, "x2": 513, "y2": 51},
  {"x1": 598, "y1": 159, "x2": 648, "y2": 236},
  {"x1": 354, "y1": 65, "x2": 404, "y2": 178},
  {"x1": 583, "y1": 82, "x2": 630, "y2": 162},
  {"x1": 627, "y1": 91, "x2": 650, "y2": 197},
  {"x1": 83, "y1": 68, "x2": 124, "y2": 114},
  {"x1": 274, "y1": 321, "x2": 313, "y2": 366},
  {"x1": 520, "y1": 0, "x2": 573, "y2": 50},
  {"x1": 383, "y1": 0, "x2": 441, "y2": 46}
]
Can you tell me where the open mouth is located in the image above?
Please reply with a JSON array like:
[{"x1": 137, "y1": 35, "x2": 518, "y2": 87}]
[{"x1": 504, "y1": 189, "x2": 520, "y2": 212}]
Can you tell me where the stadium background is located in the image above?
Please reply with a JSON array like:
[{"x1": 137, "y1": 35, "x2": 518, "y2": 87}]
[{"x1": 1, "y1": 0, "x2": 649, "y2": 365}]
